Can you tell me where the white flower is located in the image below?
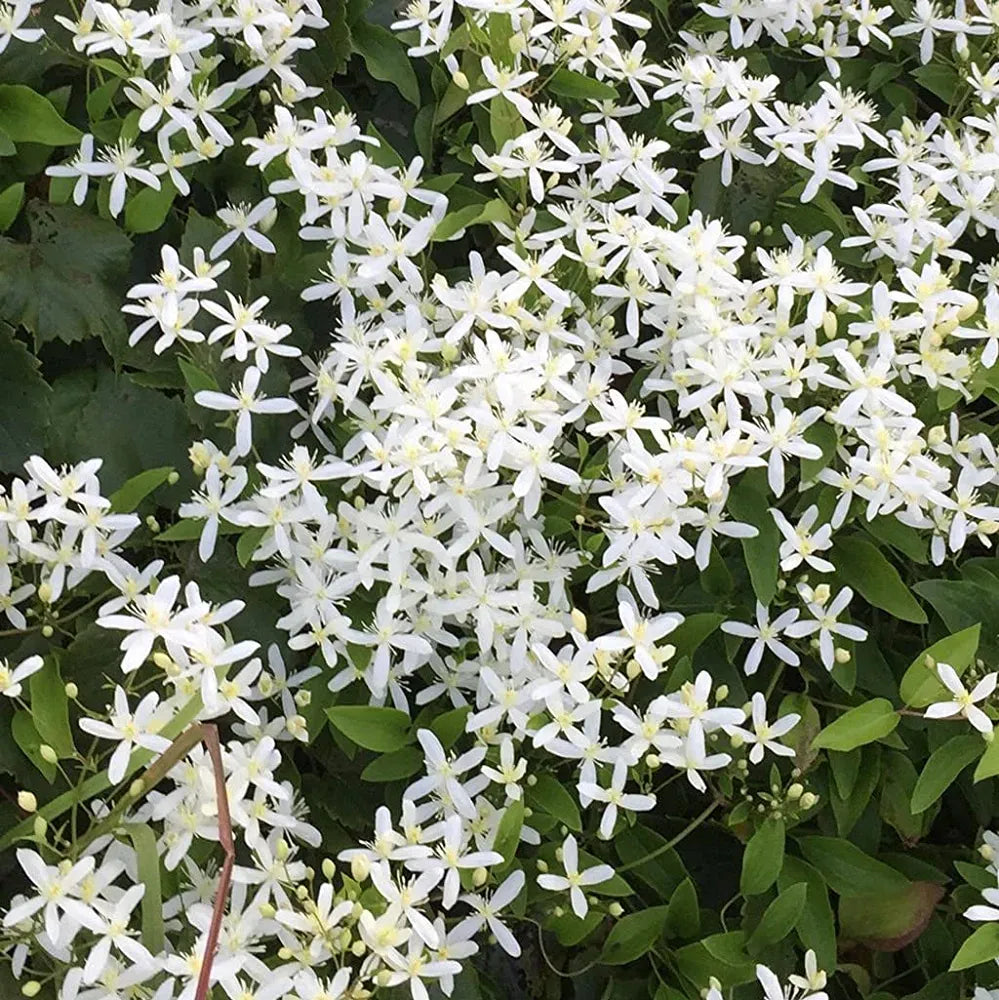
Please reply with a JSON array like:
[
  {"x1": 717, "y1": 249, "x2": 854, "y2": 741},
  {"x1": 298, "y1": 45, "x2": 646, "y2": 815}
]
[
  {"x1": 577, "y1": 760, "x2": 656, "y2": 839},
  {"x1": 210, "y1": 197, "x2": 278, "y2": 259},
  {"x1": 925, "y1": 662, "x2": 997, "y2": 734},
  {"x1": 722, "y1": 603, "x2": 801, "y2": 675},
  {"x1": 537, "y1": 834, "x2": 614, "y2": 917},
  {"x1": 0, "y1": 654, "x2": 43, "y2": 698},
  {"x1": 730, "y1": 693, "x2": 800, "y2": 765},
  {"x1": 79, "y1": 686, "x2": 171, "y2": 783}
]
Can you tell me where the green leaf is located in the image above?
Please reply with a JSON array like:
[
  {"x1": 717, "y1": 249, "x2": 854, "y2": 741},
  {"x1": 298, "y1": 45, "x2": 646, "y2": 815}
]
[
  {"x1": 325, "y1": 706, "x2": 414, "y2": 752},
  {"x1": 492, "y1": 799, "x2": 524, "y2": 868},
  {"x1": 950, "y1": 923, "x2": 999, "y2": 971},
  {"x1": 664, "y1": 877, "x2": 699, "y2": 939},
  {"x1": 797, "y1": 837, "x2": 909, "y2": 895},
  {"x1": 900, "y1": 624, "x2": 980, "y2": 707},
  {"x1": 28, "y1": 657, "x2": 74, "y2": 758},
  {"x1": 0, "y1": 326, "x2": 50, "y2": 472},
  {"x1": 360, "y1": 746, "x2": 424, "y2": 782},
  {"x1": 913, "y1": 580, "x2": 999, "y2": 634},
  {"x1": 800, "y1": 423, "x2": 837, "y2": 483},
  {"x1": 526, "y1": 774, "x2": 582, "y2": 832},
  {"x1": 547, "y1": 69, "x2": 617, "y2": 101},
  {"x1": 0, "y1": 181, "x2": 24, "y2": 231},
  {"x1": 910, "y1": 735, "x2": 984, "y2": 814},
  {"x1": 0, "y1": 201, "x2": 131, "y2": 348},
  {"x1": 0, "y1": 85, "x2": 82, "y2": 144},
  {"x1": 429, "y1": 706, "x2": 470, "y2": 749},
  {"x1": 975, "y1": 737, "x2": 999, "y2": 782},
  {"x1": 236, "y1": 526, "x2": 266, "y2": 568},
  {"x1": 548, "y1": 908, "x2": 602, "y2": 947},
  {"x1": 811, "y1": 699, "x2": 899, "y2": 752},
  {"x1": 912, "y1": 63, "x2": 959, "y2": 103},
  {"x1": 779, "y1": 857, "x2": 836, "y2": 972},
  {"x1": 45, "y1": 367, "x2": 190, "y2": 493},
  {"x1": 728, "y1": 475, "x2": 779, "y2": 605},
  {"x1": 123, "y1": 823, "x2": 165, "y2": 954},
  {"x1": 747, "y1": 883, "x2": 807, "y2": 954},
  {"x1": 741, "y1": 818, "x2": 784, "y2": 896},
  {"x1": 599, "y1": 906, "x2": 669, "y2": 965},
  {"x1": 110, "y1": 467, "x2": 174, "y2": 513},
  {"x1": 839, "y1": 882, "x2": 944, "y2": 952},
  {"x1": 670, "y1": 613, "x2": 725, "y2": 662},
  {"x1": 832, "y1": 536, "x2": 926, "y2": 623},
  {"x1": 124, "y1": 179, "x2": 177, "y2": 234},
  {"x1": 675, "y1": 931, "x2": 756, "y2": 988},
  {"x1": 178, "y1": 357, "x2": 219, "y2": 393},
  {"x1": 489, "y1": 93, "x2": 523, "y2": 148},
  {"x1": 433, "y1": 198, "x2": 511, "y2": 241},
  {"x1": 12, "y1": 711, "x2": 56, "y2": 781},
  {"x1": 352, "y1": 21, "x2": 420, "y2": 106}
]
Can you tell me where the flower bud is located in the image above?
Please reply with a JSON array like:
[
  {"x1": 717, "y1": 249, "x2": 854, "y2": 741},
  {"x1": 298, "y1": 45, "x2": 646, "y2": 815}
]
[
  {"x1": 552, "y1": 906, "x2": 564, "y2": 918},
  {"x1": 167, "y1": 469, "x2": 180, "y2": 485},
  {"x1": 351, "y1": 855, "x2": 370, "y2": 882},
  {"x1": 822, "y1": 311, "x2": 837, "y2": 339},
  {"x1": 377, "y1": 971, "x2": 393, "y2": 988},
  {"x1": 958, "y1": 297, "x2": 979, "y2": 321},
  {"x1": 749, "y1": 220, "x2": 762, "y2": 236},
  {"x1": 981, "y1": 844, "x2": 995, "y2": 861},
  {"x1": 571, "y1": 608, "x2": 587, "y2": 634},
  {"x1": 323, "y1": 858, "x2": 337, "y2": 880},
  {"x1": 129, "y1": 779, "x2": 145, "y2": 798},
  {"x1": 453, "y1": 70, "x2": 469, "y2": 90},
  {"x1": 39, "y1": 744, "x2": 58, "y2": 765},
  {"x1": 259, "y1": 902, "x2": 276, "y2": 919},
  {"x1": 715, "y1": 684, "x2": 729, "y2": 701},
  {"x1": 813, "y1": 583, "x2": 831, "y2": 604},
  {"x1": 834, "y1": 647, "x2": 851, "y2": 664},
  {"x1": 472, "y1": 867, "x2": 488, "y2": 887},
  {"x1": 17, "y1": 791, "x2": 37, "y2": 813},
  {"x1": 259, "y1": 207, "x2": 279, "y2": 234},
  {"x1": 64, "y1": 682, "x2": 78, "y2": 699},
  {"x1": 21, "y1": 982, "x2": 41, "y2": 998},
  {"x1": 787, "y1": 782, "x2": 804, "y2": 800},
  {"x1": 32, "y1": 815, "x2": 47, "y2": 839},
  {"x1": 626, "y1": 658, "x2": 642, "y2": 680},
  {"x1": 295, "y1": 689, "x2": 312, "y2": 708},
  {"x1": 259, "y1": 89, "x2": 272, "y2": 106},
  {"x1": 537, "y1": 859, "x2": 549, "y2": 872},
  {"x1": 799, "y1": 792, "x2": 818, "y2": 809},
  {"x1": 608, "y1": 902, "x2": 624, "y2": 917},
  {"x1": 352, "y1": 939, "x2": 367, "y2": 957}
]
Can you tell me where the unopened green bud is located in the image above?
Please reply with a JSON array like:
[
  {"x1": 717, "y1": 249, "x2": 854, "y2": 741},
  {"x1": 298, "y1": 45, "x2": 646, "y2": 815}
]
[
  {"x1": 32, "y1": 816, "x2": 46, "y2": 839},
  {"x1": 17, "y1": 791, "x2": 36, "y2": 813},
  {"x1": 129, "y1": 779, "x2": 145, "y2": 798},
  {"x1": 472, "y1": 867, "x2": 488, "y2": 887},
  {"x1": 352, "y1": 939, "x2": 367, "y2": 957},
  {"x1": 21, "y1": 982, "x2": 41, "y2": 998},
  {"x1": 608, "y1": 902, "x2": 624, "y2": 917},
  {"x1": 322, "y1": 858, "x2": 337, "y2": 879},
  {"x1": 787, "y1": 782, "x2": 804, "y2": 801},
  {"x1": 41, "y1": 625, "x2": 54, "y2": 638},
  {"x1": 64, "y1": 682, "x2": 78, "y2": 699},
  {"x1": 167, "y1": 470, "x2": 180, "y2": 485},
  {"x1": 39, "y1": 744, "x2": 58, "y2": 765},
  {"x1": 834, "y1": 648, "x2": 851, "y2": 664},
  {"x1": 800, "y1": 792, "x2": 818, "y2": 809}
]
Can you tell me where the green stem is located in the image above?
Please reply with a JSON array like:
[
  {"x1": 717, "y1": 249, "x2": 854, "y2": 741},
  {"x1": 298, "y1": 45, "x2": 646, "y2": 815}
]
[
  {"x1": 616, "y1": 798, "x2": 722, "y2": 873},
  {"x1": 0, "y1": 693, "x2": 202, "y2": 853}
]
